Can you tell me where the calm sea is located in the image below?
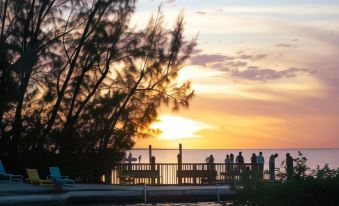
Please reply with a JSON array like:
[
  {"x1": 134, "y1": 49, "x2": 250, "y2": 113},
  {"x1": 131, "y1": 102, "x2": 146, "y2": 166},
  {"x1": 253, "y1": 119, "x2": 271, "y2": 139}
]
[
  {"x1": 130, "y1": 149, "x2": 339, "y2": 170},
  {"x1": 74, "y1": 203, "x2": 226, "y2": 206}
]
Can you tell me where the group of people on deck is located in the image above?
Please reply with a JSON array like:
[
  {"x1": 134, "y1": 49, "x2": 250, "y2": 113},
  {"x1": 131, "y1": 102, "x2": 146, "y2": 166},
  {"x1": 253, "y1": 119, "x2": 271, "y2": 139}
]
[
  {"x1": 126, "y1": 151, "x2": 296, "y2": 181},
  {"x1": 220, "y1": 152, "x2": 271, "y2": 180},
  {"x1": 213, "y1": 151, "x2": 295, "y2": 181}
]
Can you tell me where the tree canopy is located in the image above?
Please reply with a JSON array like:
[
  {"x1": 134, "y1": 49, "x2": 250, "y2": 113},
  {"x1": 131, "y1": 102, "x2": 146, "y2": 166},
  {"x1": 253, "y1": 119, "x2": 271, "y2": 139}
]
[{"x1": 0, "y1": 0, "x2": 196, "y2": 182}]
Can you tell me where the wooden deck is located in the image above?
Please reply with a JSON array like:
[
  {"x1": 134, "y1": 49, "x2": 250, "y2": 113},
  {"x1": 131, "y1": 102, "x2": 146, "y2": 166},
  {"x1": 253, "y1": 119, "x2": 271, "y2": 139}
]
[{"x1": 112, "y1": 163, "x2": 266, "y2": 185}]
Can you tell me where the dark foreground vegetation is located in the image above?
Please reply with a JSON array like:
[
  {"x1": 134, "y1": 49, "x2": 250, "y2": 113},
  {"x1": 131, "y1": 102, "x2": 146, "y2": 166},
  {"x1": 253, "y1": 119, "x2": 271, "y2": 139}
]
[
  {"x1": 0, "y1": 0, "x2": 196, "y2": 182},
  {"x1": 234, "y1": 152, "x2": 339, "y2": 206}
]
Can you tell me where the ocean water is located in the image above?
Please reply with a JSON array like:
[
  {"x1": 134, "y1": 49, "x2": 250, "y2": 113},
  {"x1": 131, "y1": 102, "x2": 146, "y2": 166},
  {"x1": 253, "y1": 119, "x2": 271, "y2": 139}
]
[
  {"x1": 70, "y1": 203, "x2": 226, "y2": 206},
  {"x1": 132, "y1": 203, "x2": 226, "y2": 206},
  {"x1": 129, "y1": 149, "x2": 339, "y2": 170}
]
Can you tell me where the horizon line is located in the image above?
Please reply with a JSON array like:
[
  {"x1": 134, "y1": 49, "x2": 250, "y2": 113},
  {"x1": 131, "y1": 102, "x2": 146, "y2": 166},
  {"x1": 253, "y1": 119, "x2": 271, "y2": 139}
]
[{"x1": 131, "y1": 147, "x2": 339, "y2": 150}]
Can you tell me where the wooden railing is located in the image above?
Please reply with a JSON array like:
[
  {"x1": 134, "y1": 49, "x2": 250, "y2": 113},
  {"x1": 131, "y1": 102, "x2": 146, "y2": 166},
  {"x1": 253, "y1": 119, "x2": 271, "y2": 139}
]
[{"x1": 112, "y1": 163, "x2": 267, "y2": 185}]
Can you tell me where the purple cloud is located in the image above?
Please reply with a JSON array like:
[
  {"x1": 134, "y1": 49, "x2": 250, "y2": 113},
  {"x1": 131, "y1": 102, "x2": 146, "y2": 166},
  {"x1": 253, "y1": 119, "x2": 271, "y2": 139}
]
[
  {"x1": 230, "y1": 66, "x2": 311, "y2": 81},
  {"x1": 236, "y1": 54, "x2": 252, "y2": 59},
  {"x1": 190, "y1": 52, "x2": 267, "y2": 66},
  {"x1": 275, "y1": 43, "x2": 296, "y2": 48},
  {"x1": 196, "y1": 11, "x2": 207, "y2": 15},
  {"x1": 190, "y1": 53, "x2": 311, "y2": 81},
  {"x1": 190, "y1": 54, "x2": 234, "y2": 65},
  {"x1": 210, "y1": 61, "x2": 247, "y2": 71},
  {"x1": 252, "y1": 54, "x2": 267, "y2": 60},
  {"x1": 163, "y1": 0, "x2": 175, "y2": 4},
  {"x1": 236, "y1": 54, "x2": 267, "y2": 60},
  {"x1": 226, "y1": 61, "x2": 247, "y2": 67}
]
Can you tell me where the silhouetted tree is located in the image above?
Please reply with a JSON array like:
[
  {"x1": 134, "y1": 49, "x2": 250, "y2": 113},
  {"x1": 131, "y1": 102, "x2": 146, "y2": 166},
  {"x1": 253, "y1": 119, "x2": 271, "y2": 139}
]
[
  {"x1": 0, "y1": 0, "x2": 196, "y2": 182},
  {"x1": 0, "y1": 0, "x2": 71, "y2": 153}
]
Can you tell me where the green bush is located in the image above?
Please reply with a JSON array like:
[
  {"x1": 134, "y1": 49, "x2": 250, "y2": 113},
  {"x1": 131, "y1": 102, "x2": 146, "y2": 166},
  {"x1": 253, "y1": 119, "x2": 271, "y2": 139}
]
[{"x1": 234, "y1": 152, "x2": 339, "y2": 206}]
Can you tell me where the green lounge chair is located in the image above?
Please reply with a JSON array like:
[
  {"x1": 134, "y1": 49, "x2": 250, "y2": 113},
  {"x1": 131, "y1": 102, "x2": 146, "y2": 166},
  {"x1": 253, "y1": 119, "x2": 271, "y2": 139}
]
[
  {"x1": 26, "y1": 169, "x2": 53, "y2": 186},
  {"x1": 0, "y1": 160, "x2": 23, "y2": 183},
  {"x1": 48, "y1": 167, "x2": 75, "y2": 186}
]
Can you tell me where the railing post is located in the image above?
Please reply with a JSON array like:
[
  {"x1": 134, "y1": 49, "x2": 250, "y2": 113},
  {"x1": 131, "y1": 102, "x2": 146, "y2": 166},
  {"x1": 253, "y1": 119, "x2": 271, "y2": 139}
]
[
  {"x1": 178, "y1": 143, "x2": 182, "y2": 184},
  {"x1": 143, "y1": 184, "x2": 147, "y2": 203},
  {"x1": 149, "y1": 145, "x2": 152, "y2": 164}
]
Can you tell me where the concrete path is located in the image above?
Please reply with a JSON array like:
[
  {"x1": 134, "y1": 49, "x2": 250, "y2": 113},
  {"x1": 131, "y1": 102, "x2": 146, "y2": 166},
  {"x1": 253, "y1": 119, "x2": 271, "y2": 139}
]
[{"x1": 0, "y1": 183, "x2": 235, "y2": 205}]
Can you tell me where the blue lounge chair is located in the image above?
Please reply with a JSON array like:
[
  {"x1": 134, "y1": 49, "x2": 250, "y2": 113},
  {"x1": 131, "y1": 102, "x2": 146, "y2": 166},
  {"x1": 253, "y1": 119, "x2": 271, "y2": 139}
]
[
  {"x1": 48, "y1": 167, "x2": 75, "y2": 187},
  {"x1": 0, "y1": 160, "x2": 23, "y2": 183}
]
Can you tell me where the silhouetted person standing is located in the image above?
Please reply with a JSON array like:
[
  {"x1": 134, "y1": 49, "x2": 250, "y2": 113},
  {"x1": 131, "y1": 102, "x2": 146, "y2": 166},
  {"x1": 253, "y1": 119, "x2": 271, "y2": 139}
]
[
  {"x1": 138, "y1": 155, "x2": 142, "y2": 163},
  {"x1": 236, "y1": 152, "x2": 244, "y2": 180},
  {"x1": 230, "y1": 153, "x2": 234, "y2": 163},
  {"x1": 229, "y1": 153, "x2": 235, "y2": 176},
  {"x1": 257, "y1": 151, "x2": 264, "y2": 179},
  {"x1": 251, "y1": 153, "x2": 257, "y2": 168},
  {"x1": 207, "y1": 154, "x2": 215, "y2": 183},
  {"x1": 126, "y1": 152, "x2": 133, "y2": 170},
  {"x1": 225, "y1": 154, "x2": 231, "y2": 174},
  {"x1": 286, "y1": 153, "x2": 294, "y2": 180},
  {"x1": 206, "y1": 155, "x2": 214, "y2": 165},
  {"x1": 127, "y1": 152, "x2": 133, "y2": 164},
  {"x1": 269, "y1": 153, "x2": 278, "y2": 181},
  {"x1": 205, "y1": 154, "x2": 214, "y2": 164},
  {"x1": 250, "y1": 153, "x2": 257, "y2": 178},
  {"x1": 236, "y1": 152, "x2": 244, "y2": 164},
  {"x1": 225, "y1": 154, "x2": 231, "y2": 164}
]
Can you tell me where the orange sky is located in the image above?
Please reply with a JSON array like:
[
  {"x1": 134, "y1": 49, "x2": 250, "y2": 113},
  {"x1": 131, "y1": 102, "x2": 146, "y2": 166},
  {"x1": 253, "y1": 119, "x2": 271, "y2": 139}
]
[{"x1": 133, "y1": 0, "x2": 339, "y2": 149}]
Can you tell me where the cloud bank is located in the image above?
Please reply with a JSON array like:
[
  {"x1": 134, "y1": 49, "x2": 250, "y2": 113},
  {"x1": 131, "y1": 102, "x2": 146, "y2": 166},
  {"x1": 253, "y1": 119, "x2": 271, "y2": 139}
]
[{"x1": 190, "y1": 53, "x2": 311, "y2": 81}]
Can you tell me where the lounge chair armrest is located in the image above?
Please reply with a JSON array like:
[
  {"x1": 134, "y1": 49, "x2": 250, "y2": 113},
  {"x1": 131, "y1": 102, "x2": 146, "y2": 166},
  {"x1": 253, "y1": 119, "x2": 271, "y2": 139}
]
[
  {"x1": 47, "y1": 175, "x2": 60, "y2": 179},
  {"x1": 0, "y1": 173, "x2": 22, "y2": 178},
  {"x1": 11, "y1": 174, "x2": 23, "y2": 179},
  {"x1": 60, "y1": 175, "x2": 69, "y2": 179},
  {"x1": 41, "y1": 179, "x2": 53, "y2": 183}
]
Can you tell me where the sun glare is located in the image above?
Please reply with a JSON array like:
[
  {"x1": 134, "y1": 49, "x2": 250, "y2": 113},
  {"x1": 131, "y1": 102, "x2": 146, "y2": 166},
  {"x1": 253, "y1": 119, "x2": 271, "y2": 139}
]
[{"x1": 150, "y1": 115, "x2": 213, "y2": 140}]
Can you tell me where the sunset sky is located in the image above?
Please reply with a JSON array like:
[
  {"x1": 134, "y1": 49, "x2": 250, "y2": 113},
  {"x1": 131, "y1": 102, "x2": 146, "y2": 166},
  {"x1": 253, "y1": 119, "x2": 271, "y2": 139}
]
[{"x1": 133, "y1": 0, "x2": 339, "y2": 149}]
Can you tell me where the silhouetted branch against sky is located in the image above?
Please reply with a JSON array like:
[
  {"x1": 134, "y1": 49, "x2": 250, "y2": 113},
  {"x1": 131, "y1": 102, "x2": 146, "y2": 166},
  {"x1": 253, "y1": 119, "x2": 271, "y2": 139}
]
[{"x1": 0, "y1": 0, "x2": 197, "y2": 162}]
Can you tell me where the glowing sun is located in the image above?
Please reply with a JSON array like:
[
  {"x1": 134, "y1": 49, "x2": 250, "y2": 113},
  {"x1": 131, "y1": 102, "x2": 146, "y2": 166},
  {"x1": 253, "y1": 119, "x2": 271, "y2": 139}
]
[{"x1": 150, "y1": 115, "x2": 213, "y2": 140}]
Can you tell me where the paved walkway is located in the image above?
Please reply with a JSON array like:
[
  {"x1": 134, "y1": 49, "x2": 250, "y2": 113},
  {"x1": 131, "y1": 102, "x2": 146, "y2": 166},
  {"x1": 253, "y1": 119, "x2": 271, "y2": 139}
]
[
  {"x1": 0, "y1": 183, "x2": 235, "y2": 205},
  {"x1": 0, "y1": 183, "x2": 143, "y2": 194}
]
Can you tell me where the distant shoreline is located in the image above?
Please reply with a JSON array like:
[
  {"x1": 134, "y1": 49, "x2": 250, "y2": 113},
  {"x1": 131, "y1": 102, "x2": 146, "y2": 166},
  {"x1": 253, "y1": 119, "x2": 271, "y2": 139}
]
[{"x1": 132, "y1": 148, "x2": 339, "y2": 150}]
